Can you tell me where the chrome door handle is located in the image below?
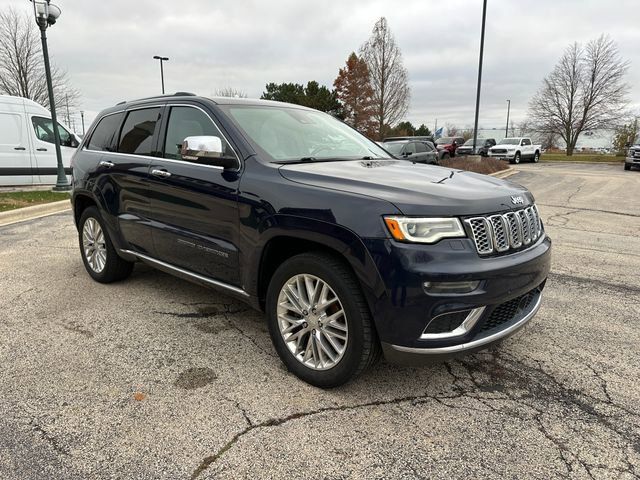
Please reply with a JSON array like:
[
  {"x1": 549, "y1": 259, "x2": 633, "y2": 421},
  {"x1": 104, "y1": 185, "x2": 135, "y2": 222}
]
[
  {"x1": 99, "y1": 160, "x2": 115, "y2": 168},
  {"x1": 151, "y1": 168, "x2": 172, "y2": 178}
]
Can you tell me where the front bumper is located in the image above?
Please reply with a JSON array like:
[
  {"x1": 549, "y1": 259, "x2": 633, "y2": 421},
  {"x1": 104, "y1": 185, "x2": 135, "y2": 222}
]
[
  {"x1": 489, "y1": 152, "x2": 515, "y2": 160},
  {"x1": 363, "y1": 234, "x2": 551, "y2": 363},
  {"x1": 625, "y1": 156, "x2": 640, "y2": 165}
]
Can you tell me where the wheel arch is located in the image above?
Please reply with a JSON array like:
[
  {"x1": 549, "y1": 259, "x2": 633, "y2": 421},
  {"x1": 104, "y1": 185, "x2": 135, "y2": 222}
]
[{"x1": 250, "y1": 217, "x2": 386, "y2": 313}]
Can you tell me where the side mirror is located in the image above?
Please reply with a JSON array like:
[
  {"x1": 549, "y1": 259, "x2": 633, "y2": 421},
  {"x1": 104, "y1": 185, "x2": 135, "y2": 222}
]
[
  {"x1": 403, "y1": 151, "x2": 412, "y2": 157},
  {"x1": 181, "y1": 136, "x2": 237, "y2": 169}
]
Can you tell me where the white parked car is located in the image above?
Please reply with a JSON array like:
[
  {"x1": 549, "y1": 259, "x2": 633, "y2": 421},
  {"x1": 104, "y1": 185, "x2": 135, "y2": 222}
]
[
  {"x1": 488, "y1": 137, "x2": 541, "y2": 164},
  {"x1": 0, "y1": 95, "x2": 78, "y2": 186}
]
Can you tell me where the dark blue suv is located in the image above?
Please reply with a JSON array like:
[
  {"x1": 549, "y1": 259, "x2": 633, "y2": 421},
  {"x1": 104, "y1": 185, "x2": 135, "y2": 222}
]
[{"x1": 71, "y1": 93, "x2": 551, "y2": 387}]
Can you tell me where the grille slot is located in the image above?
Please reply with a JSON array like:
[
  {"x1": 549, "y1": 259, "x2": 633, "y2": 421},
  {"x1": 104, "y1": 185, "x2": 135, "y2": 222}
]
[
  {"x1": 465, "y1": 205, "x2": 543, "y2": 256},
  {"x1": 480, "y1": 289, "x2": 538, "y2": 332}
]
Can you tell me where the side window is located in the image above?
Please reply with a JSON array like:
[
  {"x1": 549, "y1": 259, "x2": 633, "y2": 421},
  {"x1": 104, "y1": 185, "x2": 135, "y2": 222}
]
[
  {"x1": 415, "y1": 142, "x2": 427, "y2": 153},
  {"x1": 87, "y1": 113, "x2": 124, "y2": 152},
  {"x1": 523, "y1": 138, "x2": 531, "y2": 146},
  {"x1": 404, "y1": 142, "x2": 417, "y2": 154},
  {"x1": 163, "y1": 106, "x2": 232, "y2": 161},
  {"x1": 31, "y1": 116, "x2": 73, "y2": 147},
  {"x1": 0, "y1": 113, "x2": 22, "y2": 145},
  {"x1": 118, "y1": 108, "x2": 161, "y2": 156}
]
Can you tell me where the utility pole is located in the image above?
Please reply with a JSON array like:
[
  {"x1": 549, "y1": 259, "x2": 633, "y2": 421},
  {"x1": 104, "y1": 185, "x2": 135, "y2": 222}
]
[
  {"x1": 472, "y1": 0, "x2": 488, "y2": 155},
  {"x1": 505, "y1": 99, "x2": 511, "y2": 138},
  {"x1": 65, "y1": 93, "x2": 70, "y2": 126},
  {"x1": 80, "y1": 110, "x2": 85, "y2": 135}
]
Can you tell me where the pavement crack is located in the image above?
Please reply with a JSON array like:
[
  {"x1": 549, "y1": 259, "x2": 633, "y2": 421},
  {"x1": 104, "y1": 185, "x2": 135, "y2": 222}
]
[
  {"x1": 537, "y1": 203, "x2": 640, "y2": 219},
  {"x1": 29, "y1": 419, "x2": 70, "y2": 457},
  {"x1": 548, "y1": 271, "x2": 640, "y2": 296},
  {"x1": 189, "y1": 391, "x2": 463, "y2": 479}
]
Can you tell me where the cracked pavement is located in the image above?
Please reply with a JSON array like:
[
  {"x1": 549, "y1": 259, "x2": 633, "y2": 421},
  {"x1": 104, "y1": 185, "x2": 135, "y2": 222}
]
[{"x1": 0, "y1": 162, "x2": 639, "y2": 479}]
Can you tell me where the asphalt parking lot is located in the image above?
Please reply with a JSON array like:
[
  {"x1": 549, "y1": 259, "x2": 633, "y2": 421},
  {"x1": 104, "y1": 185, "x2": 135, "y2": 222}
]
[{"x1": 1, "y1": 162, "x2": 638, "y2": 479}]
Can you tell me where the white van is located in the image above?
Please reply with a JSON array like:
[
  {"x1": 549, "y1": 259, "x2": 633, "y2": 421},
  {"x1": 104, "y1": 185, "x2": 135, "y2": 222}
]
[{"x1": 0, "y1": 95, "x2": 78, "y2": 186}]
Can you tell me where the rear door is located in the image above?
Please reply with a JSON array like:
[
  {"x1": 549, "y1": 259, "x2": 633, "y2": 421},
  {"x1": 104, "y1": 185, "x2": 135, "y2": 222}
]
[
  {"x1": 0, "y1": 110, "x2": 33, "y2": 186},
  {"x1": 146, "y1": 104, "x2": 241, "y2": 285},
  {"x1": 85, "y1": 107, "x2": 160, "y2": 255},
  {"x1": 414, "y1": 142, "x2": 432, "y2": 163},
  {"x1": 29, "y1": 115, "x2": 76, "y2": 184}
]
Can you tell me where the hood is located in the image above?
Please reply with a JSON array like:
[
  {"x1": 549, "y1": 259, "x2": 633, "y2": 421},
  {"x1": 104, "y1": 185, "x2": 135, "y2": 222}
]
[
  {"x1": 279, "y1": 159, "x2": 533, "y2": 216},
  {"x1": 491, "y1": 144, "x2": 518, "y2": 149}
]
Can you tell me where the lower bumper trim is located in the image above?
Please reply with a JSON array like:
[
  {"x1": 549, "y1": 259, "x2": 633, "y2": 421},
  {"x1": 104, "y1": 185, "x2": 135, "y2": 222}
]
[{"x1": 387, "y1": 292, "x2": 542, "y2": 357}]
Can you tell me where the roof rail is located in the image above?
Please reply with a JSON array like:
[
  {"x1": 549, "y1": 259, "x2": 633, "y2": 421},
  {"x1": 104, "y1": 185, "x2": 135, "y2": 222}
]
[
  {"x1": 114, "y1": 92, "x2": 197, "y2": 107},
  {"x1": 174, "y1": 91, "x2": 196, "y2": 96}
]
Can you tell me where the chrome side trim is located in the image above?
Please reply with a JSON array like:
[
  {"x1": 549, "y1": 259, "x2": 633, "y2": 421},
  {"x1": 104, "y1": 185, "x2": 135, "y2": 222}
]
[
  {"x1": 391, "y1": 293, "x2": 542, "y2": 355},
  {"x1": 420, "y1": 307, "x2": 486, "y2": 340},
  {"x1": 120, "y1": 249, "x2": 249, "y2": 297}
]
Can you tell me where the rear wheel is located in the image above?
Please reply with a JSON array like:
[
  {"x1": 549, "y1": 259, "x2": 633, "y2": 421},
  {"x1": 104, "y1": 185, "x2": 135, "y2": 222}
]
[
  {"x1": 533, "y1": 151, "x2": 540, "y2": 163},
  {"x1": 78, "y1": 206, "x2": 133, "y2": 283},
  {"x1": 266, "y1": 252, "x2": 380, "y2": 388},
  {"x1": 442, "y1": 153, "x2": 450, "y2": 160}
]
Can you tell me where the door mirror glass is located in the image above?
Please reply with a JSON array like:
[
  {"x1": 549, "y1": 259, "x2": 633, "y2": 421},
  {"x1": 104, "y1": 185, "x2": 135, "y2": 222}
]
[{"x1": 181, "y1": 136, "x2": 237, "y2": 168}]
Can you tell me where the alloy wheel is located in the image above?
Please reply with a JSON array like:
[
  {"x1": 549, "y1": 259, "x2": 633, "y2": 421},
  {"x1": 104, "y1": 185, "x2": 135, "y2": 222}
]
[
  {"x1": 277, "y1": 274, "x2": 348, "y2": 370},
  {"x1": 82, "y1": 217, "x2": 107, "y2": 273}
]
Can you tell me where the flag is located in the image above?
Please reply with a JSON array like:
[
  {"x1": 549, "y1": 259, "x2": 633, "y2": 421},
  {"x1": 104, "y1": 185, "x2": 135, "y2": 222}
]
[{"x1": 435, "y1": 127, "x2": 444, "y2": 137}]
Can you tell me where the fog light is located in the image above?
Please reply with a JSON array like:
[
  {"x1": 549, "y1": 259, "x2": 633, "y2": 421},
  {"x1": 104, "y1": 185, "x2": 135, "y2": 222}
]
[{"x1": 423, "y1": 280, "x2": 481, "y2": 294}]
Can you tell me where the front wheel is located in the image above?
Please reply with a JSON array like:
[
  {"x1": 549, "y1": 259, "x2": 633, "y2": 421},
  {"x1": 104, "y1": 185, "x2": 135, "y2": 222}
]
[
  {"x1": 266, "y1": 252, "x2": 380, "y2": 388},
  {"x1": 625, "y1": 164, "x2": 631, "y2": 171},
  {"x1": 510, "y1": 152, "x2": 521, "y2": 164},
  {"x1": 78, "y1": 206, "x2": 133, "y2": 283}
]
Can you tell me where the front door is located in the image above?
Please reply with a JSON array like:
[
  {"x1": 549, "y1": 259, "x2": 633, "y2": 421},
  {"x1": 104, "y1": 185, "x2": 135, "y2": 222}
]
[
  {"x1": 29, "y1": 115, "x2": 75, "y2": 184},
  {"x1": 147, "y1": 105, "x2": 241, "y2": 286}
]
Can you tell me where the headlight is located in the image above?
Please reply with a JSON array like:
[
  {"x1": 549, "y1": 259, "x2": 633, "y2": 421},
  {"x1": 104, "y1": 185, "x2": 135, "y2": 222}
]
[
  {"x1": 507, "y1": 148, "x2": 516, "y2": 152},
  {"x1": 384, "y1": 216, "x2": 466, "y2": 243}
]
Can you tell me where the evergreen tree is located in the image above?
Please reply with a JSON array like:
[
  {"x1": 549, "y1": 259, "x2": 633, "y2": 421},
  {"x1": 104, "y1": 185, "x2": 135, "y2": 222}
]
[{"x1": 261, "y1": 81, "x2": 342, "y2": 116}]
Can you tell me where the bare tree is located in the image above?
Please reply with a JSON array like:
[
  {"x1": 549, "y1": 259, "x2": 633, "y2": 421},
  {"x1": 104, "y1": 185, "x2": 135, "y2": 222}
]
[
  {"x1": 528, "y1": 35, "x2": 629, "y2": 156},
  {"x1": 0, "y1": 8, "x2": 80, "y2": 115},
  {"x1": 213, "y1": 87, "x2": 248, "y2": 98},
  {"x1": 360, "y1": 17, "x2": 410, "y2": 140}
]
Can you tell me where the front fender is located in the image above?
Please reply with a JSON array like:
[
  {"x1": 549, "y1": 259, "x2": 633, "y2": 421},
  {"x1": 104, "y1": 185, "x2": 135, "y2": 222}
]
[{"x1": 244, "y1": 214, "x2": 387, "y2": 314}]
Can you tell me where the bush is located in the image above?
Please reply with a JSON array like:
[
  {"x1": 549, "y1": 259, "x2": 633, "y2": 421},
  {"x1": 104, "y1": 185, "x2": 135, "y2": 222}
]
[{"x1": 440, "y1": 157, "x2": 508, "y2": 175}]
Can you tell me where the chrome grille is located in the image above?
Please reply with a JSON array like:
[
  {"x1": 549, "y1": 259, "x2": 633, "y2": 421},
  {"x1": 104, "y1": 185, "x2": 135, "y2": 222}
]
[{"x1": 465, "y1": 205, "x2": 543, "y2": 256}]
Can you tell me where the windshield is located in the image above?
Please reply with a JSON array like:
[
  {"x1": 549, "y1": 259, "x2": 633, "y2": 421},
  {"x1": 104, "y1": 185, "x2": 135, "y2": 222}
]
[
  {"x1": 498, "y1": 138, "x2": 521, "y2": 145},
  {"x1": 462, "y1": 139, "x2": 486, "y2": 146},
  {"x1": 222, "y1": 105, "x2": 390, "y2": 162},
  {"x1": 435, "y1": 137, "x2": 454, "y2": 145},
  {"x1": 383, "y1": 142, "x2": 405, "y2": 154}
]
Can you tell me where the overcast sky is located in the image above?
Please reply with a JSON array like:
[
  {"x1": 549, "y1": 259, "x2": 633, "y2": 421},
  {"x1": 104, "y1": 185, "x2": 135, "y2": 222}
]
[{"x1": 4, "y1": 0, "x2": 639, "y2": 132}]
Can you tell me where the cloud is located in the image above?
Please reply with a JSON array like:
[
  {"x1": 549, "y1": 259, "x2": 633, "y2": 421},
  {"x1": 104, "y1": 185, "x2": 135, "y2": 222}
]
[{"x1": 9, "y1": 0, "x2": 639, "y2": 130}]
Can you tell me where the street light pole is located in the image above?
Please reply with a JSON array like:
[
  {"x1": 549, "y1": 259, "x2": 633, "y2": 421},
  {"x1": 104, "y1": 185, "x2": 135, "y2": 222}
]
[
  {"x1": 30, "y1": 0, "x2": 69, "y2": 191},
  {"x1": 153, "y1": 56, "x2": 169, "y2": 94},
  {"x1": 80, "y1": 110, "x2": 85, "y2": 135},
  {"x1": 505, "y1": 99, "x2": 511, "y2": 138},
  {"x1": 472, "y1": 0, "x2": 488, "y2": 155}
]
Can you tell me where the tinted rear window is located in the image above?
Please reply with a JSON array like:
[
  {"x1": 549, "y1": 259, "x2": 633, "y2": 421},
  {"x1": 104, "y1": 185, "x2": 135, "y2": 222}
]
[
  {"x1": 118, "y1": 108, "x2": 161, "y2": 156},
  {"x1": 87, "y1": 113, "x2": 124, "y2": 152}
]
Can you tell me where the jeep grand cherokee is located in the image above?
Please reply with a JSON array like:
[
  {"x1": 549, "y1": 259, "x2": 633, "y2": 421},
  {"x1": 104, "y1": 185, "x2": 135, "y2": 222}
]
[{"x1": 71, "y1": 93, "x2": 551, "y2": 388}]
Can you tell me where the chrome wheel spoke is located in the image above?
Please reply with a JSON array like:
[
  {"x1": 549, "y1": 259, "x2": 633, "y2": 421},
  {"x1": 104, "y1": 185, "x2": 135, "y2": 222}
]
[
  {"x1": 82, "y1": 217, "x2": 107, "y2": 273},
  {"x1": 277, "y1": 273, "x2": 348, "y2": 371}
]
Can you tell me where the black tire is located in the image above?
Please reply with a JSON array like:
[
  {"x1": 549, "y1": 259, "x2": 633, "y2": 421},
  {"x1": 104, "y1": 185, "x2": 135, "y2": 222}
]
[
  {"x1": 510, "y1": 152, "x2": 521, "y2": 165},
  {"x1": 266, "y1": 252, "x2": 381, "y2": 388},
  {"x1": 533, "y1": 151, "x2": 540, "y2": 163},
  {"x1": 442, "y1": 153, "x2": 450, "y2": 160},
  {"x1": 78, "y1": 206, "x2": 134, "y2": 283},
  {"x1": 624, "y1": 164, "x2": 631, "y2": 171}
]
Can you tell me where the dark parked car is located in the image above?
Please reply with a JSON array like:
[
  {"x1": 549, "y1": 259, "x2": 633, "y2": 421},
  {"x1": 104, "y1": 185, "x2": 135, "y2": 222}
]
[
  {"x1": 383, "y1": 139, "x2": 439, "y2": 164},
  {"x1": 435, "y1": 136, "x2": 465, "y2": 158},
  {"x1": 71, "y1": 94, "x2": 551, "y2": 387},
  {"x1": 456, "y1": 138, "x2": 496, "y2": 157}
]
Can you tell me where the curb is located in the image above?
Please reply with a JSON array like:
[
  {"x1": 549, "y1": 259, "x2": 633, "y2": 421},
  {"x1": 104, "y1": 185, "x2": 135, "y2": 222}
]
[
  {"x1": 0, "y1": 200, "x2": 72, "y2": 227},
  {"x1": 540, "y1": 160, "x2": 623, "y2": 166},
  {"x1": 490, "y1": 168, "x2": 517, "y2": 179}
]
